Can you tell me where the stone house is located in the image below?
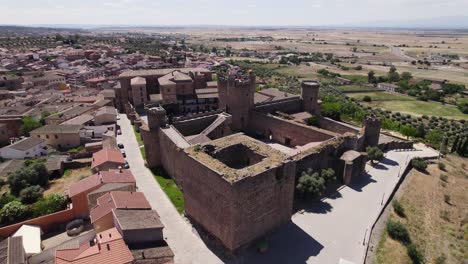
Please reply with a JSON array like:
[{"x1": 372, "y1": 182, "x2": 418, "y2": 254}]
[{"x1": 29, "y1": 124, "x2": 83, "y2": 150}]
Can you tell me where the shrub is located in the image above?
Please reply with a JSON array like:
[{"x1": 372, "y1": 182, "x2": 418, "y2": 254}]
[
  {"x1": 0, "y1": 201, "x2": 30, "y2": 224},
  {"x1": 386, "y1": 219, "x2": 411, "y2": 245},
  {"x1": 363, "y1": 95, "x2": 372, "y2": 102},
  {"x1": 306, "y1": 115, "x2": 320, "y2": 127},
  {"x1": 392, "y1": 200, "x2": 406, "y2": 218},
  {"x1": 443, "y1": 194, "x2": 451, "y2": 205},
  {"x1": 438, "y1": 162, "x2": 446, "y2": 171},
  {"x1": 407, "y1": 244, "x2": 424, "y2": 264},
  {"x1": 7, "y1": 160, "x2": 49, "y2": 195},
  {"x1": 435, "y1": 254, "x2": 447, "y2": 264},
  {"x1": 411, "y1": 158, "x2": 427, "y2": 172},
  {"x1": 439, "y1": 174, "x2": 448, "y2": 183},
  {"x1": 32, "y1": 194, "x2": 68, "y2": 217},
  {"x1": 19, "y1": 185, "x2": 44, "y2": 204},
  {"x1": 440, "y1": 210, "x2": 450, "y2": 221}
]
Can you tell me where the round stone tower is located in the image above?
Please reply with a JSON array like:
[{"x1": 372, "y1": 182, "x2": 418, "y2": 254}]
[
  {"x1": 217, "y1": 72, "x2": 256, "y2": 131},
  {"x1": 301, "y1": 80, "x2": 320, "y2": 115}
]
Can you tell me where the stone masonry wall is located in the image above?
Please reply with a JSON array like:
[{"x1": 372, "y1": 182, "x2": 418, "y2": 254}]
[{"x1": 248, "y1": 111, "x2": 336, "y2": 147}]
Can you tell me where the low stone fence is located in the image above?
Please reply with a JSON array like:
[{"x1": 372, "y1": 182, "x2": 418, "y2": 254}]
[{"x1": 0, "y1": 208, "x2": 76, "y2": 237}]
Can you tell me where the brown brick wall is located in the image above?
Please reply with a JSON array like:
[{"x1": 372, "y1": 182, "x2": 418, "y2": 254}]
[
  {"x1": 248, "y1": 111, "x2": 335, "y2": 147},
  {"x1": 0, "y1": 208, "x2": 75, "y2": 237},
  {"x1": 253, "y1": 98, "x2": 302, "y2": 114}
]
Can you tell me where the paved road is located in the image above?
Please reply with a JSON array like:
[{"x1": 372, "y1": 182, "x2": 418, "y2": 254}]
[
  {"x1": 117, "y1": 114, "x2": 223, "y2": 264},
  {"x1": 390, "y1": 46, "x2": 415, "y2": 61},
  {"x1": 239, "y1": 148, "x2": 438, "y2": 264}
]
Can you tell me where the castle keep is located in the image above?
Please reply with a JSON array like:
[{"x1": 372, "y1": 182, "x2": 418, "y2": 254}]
[{"x1": 119, "y1": 69, "x2": 411, "y2": 252}]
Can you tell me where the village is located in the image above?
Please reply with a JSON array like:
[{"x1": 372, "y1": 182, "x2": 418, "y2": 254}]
[{"x1": 0, "y1": 24, "x2": 466, "y2": 264}]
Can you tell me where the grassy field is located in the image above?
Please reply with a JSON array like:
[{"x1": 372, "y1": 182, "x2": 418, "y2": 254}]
[
  {"x1": 345, "y1": 91, "x2": 467, "y2": 120},
  {"x1": 376, "y1": 156, "x2": 468, "y2": 264},
  {"x1": 151, "y1": 168, "x2": 185, "y2": 214},
  {"x1": 44, "y1": 167, "x2": 92, "y2": 196},
  {"x1": 131, "y1": 126, "x2": 184, "y2": 213}
]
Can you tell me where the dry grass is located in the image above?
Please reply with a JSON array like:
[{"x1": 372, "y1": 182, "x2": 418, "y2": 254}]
[
  {"x1": 44, "y1": 167, "x2": 92, "y2": 196},
  {"x1": 376, "y1": 155, "x2": 468, "y2": 264}
]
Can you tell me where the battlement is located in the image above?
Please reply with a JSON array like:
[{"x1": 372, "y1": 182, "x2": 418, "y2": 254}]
[
  {"x1": 146, "y1": 105, "x2": 167, "y2": 129},
  {"x1": 364, "y1": 115, "x2": 382, "y2": 127},
  {"x1": 218, "y1": 72, "x2": 256, "y2": 88},
  {"x1": 301, "y1": 80, "x2": 320, "y2": 89}
]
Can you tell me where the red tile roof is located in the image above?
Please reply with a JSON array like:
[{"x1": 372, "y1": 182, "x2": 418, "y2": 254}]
[
  {"x1": 91, "y1": 149, "x2": 125, "y2": 169},
  {"x1": 69, "y1": 169, "x2": 136, "y2": 197},
  {"x1": 90, "y1": 191, "x2": 151, "y2": 223},
  {"x1": 55, "y1": 228, "x2": 134, "y2": 264}
]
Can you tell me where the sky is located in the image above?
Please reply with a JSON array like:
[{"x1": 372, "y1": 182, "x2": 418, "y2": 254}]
[{"x1": 0, "y1": 0, "x2": 467, "y2": 26}]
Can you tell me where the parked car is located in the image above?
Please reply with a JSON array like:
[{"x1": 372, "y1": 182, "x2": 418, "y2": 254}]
[
  {"x1": 117, "y1": 129, "x2": 122, "y2": 135},
  {"x1": 121, "y1": 150, "x2": 126, "y2": 158},
  {"x1": 118, "y1": 143, "x2": 124, "y2": 149},
  {"x1": 124, "y1": 161, "x2": 130, "y2": 169}
]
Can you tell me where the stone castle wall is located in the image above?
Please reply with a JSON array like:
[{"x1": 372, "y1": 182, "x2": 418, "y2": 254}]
[{"x1": 248, "y1": 111, "x2": 336, "y2": 147}]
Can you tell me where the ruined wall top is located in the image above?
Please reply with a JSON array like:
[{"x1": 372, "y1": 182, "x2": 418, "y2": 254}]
[{"x1": 218, "y1": 70, "x2": 256, "y2": 88}]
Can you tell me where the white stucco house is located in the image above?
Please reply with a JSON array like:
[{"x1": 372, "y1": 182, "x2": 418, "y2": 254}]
[{"x1": 0, "y1": 137, "x2": 47, "y2": 159}]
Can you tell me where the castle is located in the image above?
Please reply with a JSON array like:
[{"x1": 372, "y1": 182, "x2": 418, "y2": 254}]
[{"x1": 118, "y1": 69, "x2": 411, "y2": 252}]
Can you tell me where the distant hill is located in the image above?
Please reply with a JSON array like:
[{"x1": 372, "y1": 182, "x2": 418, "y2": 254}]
[
  {"x1": 0, "y1": 25, "x2": 85, "y2": 36},
  {"x1": 344, "y1": 16, "x2": 468, "y2": 30}
]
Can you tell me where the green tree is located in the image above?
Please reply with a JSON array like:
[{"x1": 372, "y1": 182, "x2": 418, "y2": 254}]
[
  {"x1": 426, "y1": 129, "x2": 443, "y2": 148},
  {"x1": 7, "y1": 161, "x2": 49, "y2": 195},
  {"x1": 400, "y1": 72, "x2": 413, "y2": 81},
  {"x1": 296, "y1": 170, "x2": 325, "y2": 199},
  {"x1": 19, "y1": 185, "x2": 44, "y2": 204},
  {"x1": 39, "y1": 111, "x2": 51, "y2": 125},
  {"x1": 416, "y1": 123, "x2": 426, "y2": 138},
  {"x1": 321, "y1": 168, "x2": 336, "y2": 184},
  {"x1": 0, "y1": 201, "x2": 30, "y2": 224},
  {"x1": 366, "y1": 146, "x2": 384, "y2": 164},
  {"x1": 367, "y1": 70, "x2": 376, "y2": 84},
  {"x1": 388, "y1": 66, "x2": 400, "y2": 82},
  {"x1": 321, "y1": 102, "x2": 341, "y2": 120},
  {"x1": 400, "y1": 125, "x2": 417, "y2": 139},
  {"x1": 20, "y1": 116, "x2": 42, "y2": 136},
  {"x1": 32, "y1": 194, "x2": 68, "y2": 217}
]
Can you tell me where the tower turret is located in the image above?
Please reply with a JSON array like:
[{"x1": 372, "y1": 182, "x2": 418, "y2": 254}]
[
  {"x1": 146, "y1": 105, "x2": 167, "y2": 131},
  {"x1": 217, "y1": 71, "x2": 256, "y2": 131},
  {"x1": 301, "y1": 80, "x2": 320, "y2": 115},
  {"x1": 361, "y1": 115, "x2": 382, "y2": 149}
]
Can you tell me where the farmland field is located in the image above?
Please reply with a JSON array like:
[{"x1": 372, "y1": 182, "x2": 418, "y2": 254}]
[{"x1": 345, "y1": 91, "x2": 467, "y2": 119}]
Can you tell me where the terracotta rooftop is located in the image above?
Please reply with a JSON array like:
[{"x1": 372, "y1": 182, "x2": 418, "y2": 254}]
[
  {"x1": 90, "y1": 191, "x2": 151, "y2": 223},
  {"x1": 69, "y1": 169, "x2": 136, "y2": 197},
  {"x1": 55, "y1": 228, "x2": 134, "y2": 264},
  {"x1": 91, "y1": 148, "x2": 126, "y2": 169},
  {"x1": 119, "y1": 68, "x2": 210, "y2": 78}
]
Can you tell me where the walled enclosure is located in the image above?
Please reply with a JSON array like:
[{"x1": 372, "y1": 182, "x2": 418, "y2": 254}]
[{"x1": 135, "y1": 71, "x2": 396, "y2": 253}]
